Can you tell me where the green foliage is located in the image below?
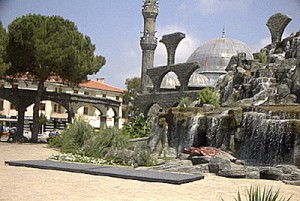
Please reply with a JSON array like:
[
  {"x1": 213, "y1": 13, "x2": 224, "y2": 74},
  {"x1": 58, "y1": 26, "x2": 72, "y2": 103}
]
[
  {"x1": 48, "y1": 136, "x2": 63, "y2": 148},
  {"x1": 0, "y1": 21, "x2": 9, "y2": 75},
  {"x1": 178, "y1": 97, "x2": 192, "y2": 108},
  {"x1": 39, "y1": 113, "x2": 47, "y2": 125},
  {"x1": 124, "y1": 77, "x2": 141, "y2": 118},
  {"x1": 60, "y1": 118, "x2": 95, "y2": 153},
  {"x1": 6, "y1": 14, "x2": 105, "y2": 83},
  {"x1": 83, "y1": 127, "x2": 129, "y2": 159},
  {"x1": 125, "y1": 77, "x2": 141, "y2": 95},
  {"x1": 259, "y1": 50, "x2": 268, "y2": 64},
  {"x1": 199, "y1": 87, "x2": 220, "y2": 107},
  {"x1": 122, "y1": 113, "x2": 151, "y2": 139},
  {"x1": 222, "y1": 186, "x2": 293, "y2": 201},
  {"x1": 48, "y1": 117, "x2": 155, "y2": 167}
]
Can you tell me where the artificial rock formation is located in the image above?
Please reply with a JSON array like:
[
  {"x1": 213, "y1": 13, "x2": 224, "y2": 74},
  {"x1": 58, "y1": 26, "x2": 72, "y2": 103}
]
[{"x1": 146, "y1": 14, "x2": 300, "y2": 184}]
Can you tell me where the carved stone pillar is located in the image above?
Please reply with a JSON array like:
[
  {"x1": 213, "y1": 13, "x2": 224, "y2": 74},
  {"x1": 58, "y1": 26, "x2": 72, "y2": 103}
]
[
  {"x1": 266, "y1": 13, "x2": 292, "y2": 46},
  {"x1": 160, "y1": 32, "x2": 185, "y2": 66}
]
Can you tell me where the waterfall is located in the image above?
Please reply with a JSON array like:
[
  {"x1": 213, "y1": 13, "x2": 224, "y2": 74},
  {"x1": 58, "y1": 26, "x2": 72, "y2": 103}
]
[{"x1": 237, "y1": 112, "x2": 296, "y2": 165}]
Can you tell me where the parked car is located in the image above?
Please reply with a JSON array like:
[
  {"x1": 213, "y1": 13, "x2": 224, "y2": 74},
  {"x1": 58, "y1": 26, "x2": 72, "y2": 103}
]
[{"x1": 48, "y1": 131, "x2": 61, "y2": 138}]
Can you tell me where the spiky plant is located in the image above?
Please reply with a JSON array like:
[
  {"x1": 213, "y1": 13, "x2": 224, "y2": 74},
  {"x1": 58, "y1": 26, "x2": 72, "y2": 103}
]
[
  {"x1": 60, "y1": 117, "x2": 95, "y2": 153},
  {"x1": 83, "y1": 127, "x2": 129, "y2": 159},
  {"x1": 221, "y1": 186, "x2": 293, "y2": 201}
]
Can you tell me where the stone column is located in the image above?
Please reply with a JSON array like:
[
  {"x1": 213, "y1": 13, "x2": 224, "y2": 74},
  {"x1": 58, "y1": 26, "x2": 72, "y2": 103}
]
[
  {"x1": 100, "y1": 115, "x2": 107, "y2": 129},
  {"x1": 160, "y1": 32, "x2": 185, "y2": 66},
  {"x1": 114, "y1": 116, "x2": 120, "y2": 128},
  {"x1": 67, "y1": 108, "x2": 75, "y2": 124}
]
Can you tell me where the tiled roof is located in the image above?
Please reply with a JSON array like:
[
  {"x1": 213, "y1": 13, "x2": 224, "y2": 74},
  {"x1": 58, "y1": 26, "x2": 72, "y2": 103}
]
[{"x1": 79, "y1": 80, "x2": 123, "y2": 93}]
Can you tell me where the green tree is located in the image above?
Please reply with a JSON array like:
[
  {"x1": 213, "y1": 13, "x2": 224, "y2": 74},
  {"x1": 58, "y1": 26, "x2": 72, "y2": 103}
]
[
  {"x1": 0, "y1": 21, "x2": 9, "y2": 75},
  {"x1": 6, "y1": 14, "x2": 105, "y2": 142},
  {"x1": 123, "y1": 77, "x2": 141, "y2": 118}
]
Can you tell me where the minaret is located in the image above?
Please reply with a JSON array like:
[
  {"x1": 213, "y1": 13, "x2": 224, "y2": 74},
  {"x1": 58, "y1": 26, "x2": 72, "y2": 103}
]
[{"x1": 140, "y1": 0, "x2": 158, "y2": 94}]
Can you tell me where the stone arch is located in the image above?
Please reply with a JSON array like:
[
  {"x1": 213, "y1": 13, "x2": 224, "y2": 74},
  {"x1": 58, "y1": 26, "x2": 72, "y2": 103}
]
[{"x1": 147, "y1": 62, "x2": 200, "y2": 93}]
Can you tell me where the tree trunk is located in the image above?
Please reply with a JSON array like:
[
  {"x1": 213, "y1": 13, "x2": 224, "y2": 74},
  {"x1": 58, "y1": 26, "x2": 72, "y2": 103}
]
[
  {"x1": 15, "y1": 108, "x2": 26, "y2": 142},
  {"x1": 31, "y1": 81, "x2": 44, "y2": 142}
]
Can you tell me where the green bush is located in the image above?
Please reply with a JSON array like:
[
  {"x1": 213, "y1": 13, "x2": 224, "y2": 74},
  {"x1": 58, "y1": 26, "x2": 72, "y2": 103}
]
[
  {"x1": 259, "y1": 50, "x2": 268, "y2": 64},
  {"x1": 48, "y1": 136, "x2": 63, "y2": 148},
  {"x1": 199, "y1": 87, "x2": 220, "y2": 107},
  {"x1": 122, "y1": 113, "x2": 151, "y2": 139},
  {"x1": 222, "y1": 186, "x2": 293, "y2": 201},
  {"x1": 60, "y1": 117, "x2": 95, "y2": 153},
  {"x1": 178, "y1": 97, "x2": 192, "y2": 108},
  {"x1": 83, "y1": 127, "x2": 129, "y2": 159}
]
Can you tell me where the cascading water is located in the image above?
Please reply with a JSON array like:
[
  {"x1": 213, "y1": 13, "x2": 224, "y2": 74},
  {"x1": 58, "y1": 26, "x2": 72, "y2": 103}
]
[
  {"x1": 172, "y1": 114, "x2": 202, "y2": 154},
  {"x1": 236, "y1": 112, "x2": 296, "y2": 165}
]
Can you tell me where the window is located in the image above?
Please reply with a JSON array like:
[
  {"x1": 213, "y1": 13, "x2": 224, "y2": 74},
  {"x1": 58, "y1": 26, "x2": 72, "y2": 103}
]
[
  {"x1": 10, "y1": 103, "x2": 16, "y2": 110},
  {"x1": 74, "y1": 90, "x2": 78, "y2": 94},
  {"x1": 12, "y1": 84, "x2": 18, "y2": 89},
  {"x1": 102, "y1": 94, "x2": 106, "y2": 98},
  {"x1": 84, "y1": 91, "x2": 89, "y2": 95},
  {"x1": 83, "y1": 107, "x2": 89, "y2": 115},
  {"x1": 116, "y1": 96, "x2": 119, "y2": 101},
  {"x1": 40, "y1": 103, "x2": 46, "y2": 111},
  {"x1": 54, "y1": 104, "x2": 58, "y2": 112}
]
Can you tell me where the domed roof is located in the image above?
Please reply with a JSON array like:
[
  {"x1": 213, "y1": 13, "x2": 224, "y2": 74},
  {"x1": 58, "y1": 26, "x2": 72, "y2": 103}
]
[
  {"x1": 160, "y1": 74, "x2": 180, "y2": 89},
  {"x1": 187, "y1": 36, "x2": 253, "y2": 73},
  {"x1": 188, "y1": 72, "x2": 209, "y2": 87}
]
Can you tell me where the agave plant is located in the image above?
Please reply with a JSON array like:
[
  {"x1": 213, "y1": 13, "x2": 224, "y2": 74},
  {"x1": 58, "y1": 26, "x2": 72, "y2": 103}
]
[{"x1": 222, "y1": 186, "x2": 293, "y2": 201}]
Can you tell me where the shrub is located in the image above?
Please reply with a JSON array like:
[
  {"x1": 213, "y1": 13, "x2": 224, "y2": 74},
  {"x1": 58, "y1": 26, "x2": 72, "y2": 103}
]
[
  {"x1": 122, "y1": 113, "x2": 151, "y2": 139},
  {"x1": 131, "y1": 148, "x2": 157, "y2": 167},
  {"x1": 259, "y1": 50, "x2": 268, "y2": 64},
  {"x1": 178, "y1": 97, "x2": 192, "y2": 108},
  {"x1": 48, "y1": 136, "x2": 63, "y2": 148},
  {"x1": 199, "y1": 87, "x2": 220, "y2": 107},
  {"x1": 222, "y1": 186, "x2": 293, "y2": 201},
  {"x1": 60, "y1": 117, "x2": 95, "y2": 153},
  {"x1": 83, "y1": 127, "x2": 129, "y2": 159}
]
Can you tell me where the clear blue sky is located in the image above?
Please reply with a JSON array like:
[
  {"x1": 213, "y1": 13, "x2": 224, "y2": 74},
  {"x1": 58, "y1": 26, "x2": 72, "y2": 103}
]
[{"x1": 1, "y1": 0, "x2": 300, "y2": 89}]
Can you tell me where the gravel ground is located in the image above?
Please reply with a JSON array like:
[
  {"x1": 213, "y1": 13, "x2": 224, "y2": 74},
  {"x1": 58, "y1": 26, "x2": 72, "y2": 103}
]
[{"x1": 0, "y1": 142, "x2": 299, "y2": 201}]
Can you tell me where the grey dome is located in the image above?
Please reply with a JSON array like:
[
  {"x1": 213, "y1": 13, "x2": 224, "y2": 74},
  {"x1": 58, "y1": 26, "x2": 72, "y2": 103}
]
[{"x1": 187, "y1": 37, "x2": 253, "y2": 74}]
